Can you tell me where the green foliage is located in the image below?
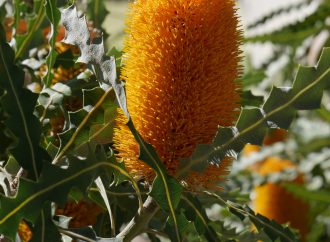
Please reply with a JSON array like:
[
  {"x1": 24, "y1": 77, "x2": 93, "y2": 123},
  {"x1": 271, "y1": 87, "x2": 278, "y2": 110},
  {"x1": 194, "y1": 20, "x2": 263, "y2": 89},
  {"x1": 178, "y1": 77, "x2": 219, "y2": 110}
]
[
  {"x1": 43, "y1": 0, "x2": 61, "y2": 87},
  {"x1": 0, "y1": 24, "x2": 48, "y2": 181},
  {"x1": 14, "y1": 0, "x2": 45, "y2": 59},
  {"x1": 246, "y1": 1, "x2": 330, "y2": 46},
  {"x1": 0, "y1": 1, "x2": 329, "y2": 242}
]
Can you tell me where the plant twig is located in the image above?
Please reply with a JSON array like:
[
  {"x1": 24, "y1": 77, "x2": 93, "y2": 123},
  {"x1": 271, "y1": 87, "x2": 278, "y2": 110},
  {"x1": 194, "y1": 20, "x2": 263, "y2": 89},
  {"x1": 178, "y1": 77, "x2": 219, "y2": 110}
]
[
  {"x1": 57, "y1": 227, "x2": 95, "y2": 242},
  {"x1": 116, "y1": 196, "x2": 160, "y2": 242}
]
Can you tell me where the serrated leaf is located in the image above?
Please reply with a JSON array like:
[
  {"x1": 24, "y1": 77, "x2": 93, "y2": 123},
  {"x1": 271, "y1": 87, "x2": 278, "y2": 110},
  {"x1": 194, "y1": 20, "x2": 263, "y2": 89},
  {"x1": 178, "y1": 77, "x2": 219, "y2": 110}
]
[
  {"x1": 225, "y1": 201, "x2": 299, "y2": 242},
  {"x1": 39, "y1": 82, "x2": 72, "y2": 109},
  {"x1": 61, "y1": 5, "x2": 129, "y2": 117},
  {"x1": 263, "y1": 87, "x2": 296, "y2": 129},
  {"x1": 0, "y1": 154, "x2": 133, "y2": 241},
  {"x1": 177, "y1": 48, "x2": 330, "y2": 178},
  {"x1": 240, "y1": 90, "x2": 264, "y2": 107},
  {"x1": 245, "y1": 2, "x2": 330, "y2": 46},
  {"x1": 43, "y1": 0, "x2": 61, "y2": 86},
  {"x1": 236, "y1": 108, "x2": 268, "y2": 145},
  {"x1": 53, "y1": 88, "x2": 116, "y2": 164},
  {"x1": 0, "y1": 24, "x2": 49, "y2": 181}
]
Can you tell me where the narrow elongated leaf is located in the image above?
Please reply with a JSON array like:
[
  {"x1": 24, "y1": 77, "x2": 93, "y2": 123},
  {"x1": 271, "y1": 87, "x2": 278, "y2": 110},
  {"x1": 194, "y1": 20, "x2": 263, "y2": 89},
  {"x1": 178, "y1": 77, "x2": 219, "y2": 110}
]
[
  {"x1": 0, "y1": 25, "x2": 49, "y2": 181},
  {"x1": 181, "y1": 195, "x2": 220, "y2": 242},
  {"x1": 87, "y1": 0, "x2": 107, "y2": 30},
  {"x1": 178, "y1": 47, "x2": 330, "y2": 177},
  {"x1": 43, "y1": 0, "x2": 61, "y2": 87},
  {"x1": 127, "y1": 120, "x2": 183, "y2": 241},
  {"x1": 15, "y1": 0, "x2": 45, "y2": 59}
]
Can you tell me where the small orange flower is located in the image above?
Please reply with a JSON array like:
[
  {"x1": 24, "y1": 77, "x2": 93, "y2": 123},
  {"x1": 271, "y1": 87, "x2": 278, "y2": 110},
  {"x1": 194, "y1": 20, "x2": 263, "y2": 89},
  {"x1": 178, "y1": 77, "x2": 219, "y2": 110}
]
[{"x1": 114, "y1": 0, "x2": 241, "y2": 189}]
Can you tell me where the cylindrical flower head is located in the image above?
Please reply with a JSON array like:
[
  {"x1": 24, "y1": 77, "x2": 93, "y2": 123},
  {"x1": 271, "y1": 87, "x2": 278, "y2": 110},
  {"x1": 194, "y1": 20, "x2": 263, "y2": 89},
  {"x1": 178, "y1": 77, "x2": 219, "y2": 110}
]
[
  {"x1": 114, "y1": 0, "x2": 241, "y2": 189},
  {"x1": 253, "y1": 158, "x2": 309, "y2": 240}
]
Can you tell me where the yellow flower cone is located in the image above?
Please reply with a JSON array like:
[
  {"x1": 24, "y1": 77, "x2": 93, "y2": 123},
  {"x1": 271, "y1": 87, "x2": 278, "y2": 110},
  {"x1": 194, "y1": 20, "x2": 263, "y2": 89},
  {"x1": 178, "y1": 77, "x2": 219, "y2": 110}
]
[{"x1": 114, "y1": 0, "x2": 241, "y2": 189}]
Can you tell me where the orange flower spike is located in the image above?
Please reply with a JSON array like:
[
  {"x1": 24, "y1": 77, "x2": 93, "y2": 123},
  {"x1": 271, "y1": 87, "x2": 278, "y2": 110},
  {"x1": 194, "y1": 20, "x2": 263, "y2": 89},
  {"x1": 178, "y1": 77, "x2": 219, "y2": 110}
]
[
  {"x1": 114, "y1": 0, "x2": 241, "y2": 188},
  {"x1": 253, "y1": 158, "x2": 309, "y2": 241}
]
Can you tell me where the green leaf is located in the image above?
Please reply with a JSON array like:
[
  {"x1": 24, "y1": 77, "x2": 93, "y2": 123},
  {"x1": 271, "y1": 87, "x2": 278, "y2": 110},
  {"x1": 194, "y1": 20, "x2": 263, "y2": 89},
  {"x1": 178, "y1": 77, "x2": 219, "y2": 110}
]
[
  {"x1": 53, "y1": 49, "x2": 76, "y2": 68},
  {"x1": 87, "y1": 0, "x2": 107, "y2": 30},
  {"x1": 127, "y1": 120, "x2": 183, "y2": 241},
  {"x1": 240, "y1": 90, "x2": 264, "y2": 107},
  {"x1": 61, "y1": 5, "x2": 129, "y2": 117},
  {"x1": 0, "y1": 24, "x2": 49, "y2": 181},
  {"x1": 245, "y1": 2, "x2": 330, "y2": 46},
  {"x1": 177, "y1": 47, "x2": 330, "y2": 177},
  {"x1": 0, "y1": 1, "x2": 6, "y2": 22},
  {"x1": 43, "y1": 0, "x2": 61, "y2": 87},
  {"x1": 182, "y1": 195, "x2": 220, "y2": 242},
  {"x1": 149, "y1": 176, "x2": 183, "y2": 212},
  {"x1": 94, "y1": 177, "x2": 115, "y2": 237},
  {"x1": 246, "y1": 1, "x2": 311, "y2": 30},
  {"x1": 316, "y1": 105, "x2": 330, "y2": 122},
  {"x1": 223, "y1": 200, "x2": 299, "y2": 242},
  {"x1": 15, "y1": 0, "x2": 45, "y2": 59},
  {"x1": 283, "y1": 183, "x2": 330, "y2": 203},
  {"x1": 0, "y1": 154, "x2": 131, "y2": 241},
  {"x1": 164, "y1": 213, "x2": 191, "y2": 242},
  {"x1": 30, "y1": 203, "x2": 61, "y2": 242},
  {"x1": 52, "y1": 87, "x2": 117, "y2": 164}
]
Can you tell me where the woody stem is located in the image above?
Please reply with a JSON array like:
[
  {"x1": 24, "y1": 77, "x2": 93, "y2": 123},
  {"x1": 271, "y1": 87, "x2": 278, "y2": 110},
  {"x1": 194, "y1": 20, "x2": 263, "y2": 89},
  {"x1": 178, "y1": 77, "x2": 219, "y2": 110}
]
[{"x1": 116, "y1": 196, "x2": 159, "y2": 242}]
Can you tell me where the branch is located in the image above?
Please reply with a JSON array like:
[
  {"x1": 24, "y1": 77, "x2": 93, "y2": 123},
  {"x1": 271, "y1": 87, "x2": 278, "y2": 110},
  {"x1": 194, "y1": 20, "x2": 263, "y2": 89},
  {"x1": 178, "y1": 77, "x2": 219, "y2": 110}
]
[{"x1": 116, "y1": 196, "x2": 159, "y2": 242}]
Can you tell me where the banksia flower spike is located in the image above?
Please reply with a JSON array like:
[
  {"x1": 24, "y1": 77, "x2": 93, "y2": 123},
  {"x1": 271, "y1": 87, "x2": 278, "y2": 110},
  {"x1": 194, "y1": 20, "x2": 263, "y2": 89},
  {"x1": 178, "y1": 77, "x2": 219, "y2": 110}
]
[
  {"x1": 253, "y1": 158, "x2": 309, "y2": 241},
  {"x1": 243, "y1": 129, "x2": 309, "y2": 240},
  {"x1": 114, "y1": 0, "x2": 241, "y2": 189}
]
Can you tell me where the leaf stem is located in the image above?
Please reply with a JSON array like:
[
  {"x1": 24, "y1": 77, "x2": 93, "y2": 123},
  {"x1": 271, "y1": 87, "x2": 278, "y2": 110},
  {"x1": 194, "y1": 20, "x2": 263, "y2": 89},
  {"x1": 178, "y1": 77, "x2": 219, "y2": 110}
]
[
  {"x1": 57, "y1": 227, "x2": 96, "y2": 242},
  {"x1": 116, "y1": 196, "x2": 160, "y2": 242}
]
